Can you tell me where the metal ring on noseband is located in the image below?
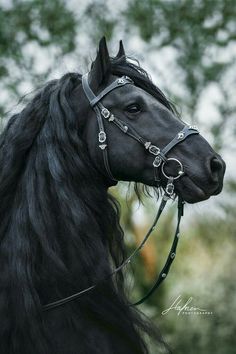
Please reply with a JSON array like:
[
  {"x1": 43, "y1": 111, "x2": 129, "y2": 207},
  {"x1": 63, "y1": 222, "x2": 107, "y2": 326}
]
[{"x1": 161, "y1": 158, "x2": 184, "y2": 180}]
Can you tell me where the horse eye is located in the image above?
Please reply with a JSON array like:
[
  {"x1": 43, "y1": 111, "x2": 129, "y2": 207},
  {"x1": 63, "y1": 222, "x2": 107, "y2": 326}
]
[{"x1": 126, "y1": 104, "x2": 141, "y2": 114}]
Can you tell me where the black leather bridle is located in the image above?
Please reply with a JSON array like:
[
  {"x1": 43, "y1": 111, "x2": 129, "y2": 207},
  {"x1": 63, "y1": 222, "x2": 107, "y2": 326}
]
[{"x1": 43, "y1": 74, "x2": 199, "y2": 311}]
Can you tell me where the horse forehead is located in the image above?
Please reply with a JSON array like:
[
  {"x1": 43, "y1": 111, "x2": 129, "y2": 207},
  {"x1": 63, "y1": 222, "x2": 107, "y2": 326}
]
[{"x1": 104, "y1": 83, "x2": 154, "y2": 104}]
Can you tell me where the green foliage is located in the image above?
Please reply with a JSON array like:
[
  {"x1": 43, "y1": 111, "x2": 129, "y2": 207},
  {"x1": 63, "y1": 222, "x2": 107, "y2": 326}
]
[
  {"x1": 0, "y1": 0, "x2": 77, "y2": 114},
  {"x1": 124, "y1": 0, "x2": 236, "y2": 143}
]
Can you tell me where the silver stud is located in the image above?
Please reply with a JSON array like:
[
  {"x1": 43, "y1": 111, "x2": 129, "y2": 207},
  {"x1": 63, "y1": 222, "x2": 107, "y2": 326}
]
[
  {"x1": 108, "y1": 114, "x2": 115, "y2": 122},
  {"x1": 99, "y1": 144, "x2": 107, "y2": 150},
  {"x1": 144, "y1": 141, "x2": 151, "y2": 149},
  {"x1": 178, "y1": 170, "x2": 185, "y2": 176},
  {"x1": 189, "y1": 125, "x2": 198, "y2": 131},
  {"x1": 170, "y1": 252, "x2": 175, "y2": 259},
  {"x1": 117, "y1": 78, "x2": 125, "y2": 84},
  {"x1": 162, "y1": 273, "x2": 166, "y2": 278},
  {"x1": 123, "y1": 125, "x2": 128, "y2": 132},
  {"x1": 177, "y1": 233, "x2": 180, "y2": 238},
  {"x1": 178, "y1": 132, "x2": 185, "y2": 139}
]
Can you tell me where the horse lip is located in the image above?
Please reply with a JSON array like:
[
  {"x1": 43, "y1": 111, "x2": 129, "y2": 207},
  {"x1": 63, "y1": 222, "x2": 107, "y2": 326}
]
[
  {"x1": 174, "y1": 174, "x2": 223, "y2": 203},
  {"x1": 211, "y1": 183, "x2": 223, "y2": 195}
]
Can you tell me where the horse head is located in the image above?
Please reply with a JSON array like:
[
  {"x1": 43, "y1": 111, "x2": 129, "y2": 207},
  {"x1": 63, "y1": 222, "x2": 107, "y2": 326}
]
[{"x1": 72, "y1": 37, "x2": 225, "y2": 203}]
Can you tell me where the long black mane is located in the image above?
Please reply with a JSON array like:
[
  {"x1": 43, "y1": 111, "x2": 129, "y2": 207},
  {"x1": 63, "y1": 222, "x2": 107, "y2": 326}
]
[{"x1": 0, "y1": 57, "x2": 173, "y2": 353}]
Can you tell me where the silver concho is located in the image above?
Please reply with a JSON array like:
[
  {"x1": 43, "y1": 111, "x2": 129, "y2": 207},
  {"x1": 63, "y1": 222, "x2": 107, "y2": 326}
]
[
  {"x1": 178, "y1": 132, "x2": 185, "y2": 140},
  {"x1": 117, "y1": 78, "x2": 125, "y2": 85},
  {"x1": 189, "y1": 125, "x2": 198, "y2": 131}
]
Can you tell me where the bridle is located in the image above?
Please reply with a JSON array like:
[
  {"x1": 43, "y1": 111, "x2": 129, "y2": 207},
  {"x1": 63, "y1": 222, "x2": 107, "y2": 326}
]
[{"x1": 43, "y1": 74, "x2": 199, "y2": 311}]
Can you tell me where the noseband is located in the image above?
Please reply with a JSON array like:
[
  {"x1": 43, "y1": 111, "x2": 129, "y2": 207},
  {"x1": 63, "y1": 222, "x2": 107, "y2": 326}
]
[{"x1": 43, "y1": 74, "x2": 199, "y2": 311}]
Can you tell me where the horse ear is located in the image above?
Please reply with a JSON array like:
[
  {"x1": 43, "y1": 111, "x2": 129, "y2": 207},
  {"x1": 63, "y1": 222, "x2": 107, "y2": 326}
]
[
  {"x1": 89, "y1": 37, "x2": 111, "y2": 87},
  {"x1": 116, "y1": 40, "x2": 126, "y2": 58}
]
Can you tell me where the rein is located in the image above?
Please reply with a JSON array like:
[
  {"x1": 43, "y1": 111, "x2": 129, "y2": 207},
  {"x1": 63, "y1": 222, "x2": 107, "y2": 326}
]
[{"x1": 43, "y1": 74, "x2": 199, "y2": 312}]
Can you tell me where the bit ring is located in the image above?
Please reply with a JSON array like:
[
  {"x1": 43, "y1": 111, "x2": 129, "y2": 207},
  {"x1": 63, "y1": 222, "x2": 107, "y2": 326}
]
[{"x1": 161, "y1": 158, "x2": 184, "y2": 180}]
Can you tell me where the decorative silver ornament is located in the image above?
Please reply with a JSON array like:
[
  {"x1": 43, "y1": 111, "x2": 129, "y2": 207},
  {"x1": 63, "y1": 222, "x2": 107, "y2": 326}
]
[
  {"x1": 117, "y1": 78, "x2": 125, "y2": 84},
  {"x1": 189, "y1": 125, "x2": 198, "y2": 131},
  {"x1": 178, "y1": 132, "x2": 185, "y2": 139},
  {"x1": 108, "y1": 114, "x2": 115, "y2": 122},
  {"x1": 99, "y1": 144, "x2": 107, "y2": 150},
  {"x1": 144, "y1": 141, "x2": 151, "y2": 149}
]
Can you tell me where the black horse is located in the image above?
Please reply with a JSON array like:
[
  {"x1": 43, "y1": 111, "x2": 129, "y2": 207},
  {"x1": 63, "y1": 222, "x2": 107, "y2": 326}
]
[{"x1": 0, "y1": 38, "x2": 225, "y2": 354}]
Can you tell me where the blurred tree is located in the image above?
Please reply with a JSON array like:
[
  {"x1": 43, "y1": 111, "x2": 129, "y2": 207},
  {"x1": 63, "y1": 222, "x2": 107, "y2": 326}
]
[
  {"x1": 81, "y1": 0, "x2": 236, "y2": 151},
  {"x1": 0, "y1": 0, "x2": 77, "y2": 115}
]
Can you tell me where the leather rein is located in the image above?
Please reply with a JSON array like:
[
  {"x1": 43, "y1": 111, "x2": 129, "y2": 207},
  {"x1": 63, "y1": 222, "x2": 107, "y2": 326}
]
[{"x1": 43, "y1": 74, "x2": 199, "y2": 311}]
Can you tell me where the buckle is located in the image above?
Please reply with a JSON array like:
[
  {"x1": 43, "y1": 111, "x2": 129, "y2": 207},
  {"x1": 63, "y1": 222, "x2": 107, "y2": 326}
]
[
  {"x1": 101, "y1": 108, "x2": 110, "y2": 119},
  {"x1": 98, "y1": 131, "x2": 106, "y2": 143},
  {"x1": 153, "y1": 156, "x2": 162, "y2": 168},
  {"x1": 148, "y1": 145, "x2": 160, "y2": 156}
]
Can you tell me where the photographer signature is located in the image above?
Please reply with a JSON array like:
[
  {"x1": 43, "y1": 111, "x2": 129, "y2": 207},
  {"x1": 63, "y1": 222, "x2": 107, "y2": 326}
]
[{"x1": 162, "y1": 295, "x2": 212, "y2": 316}]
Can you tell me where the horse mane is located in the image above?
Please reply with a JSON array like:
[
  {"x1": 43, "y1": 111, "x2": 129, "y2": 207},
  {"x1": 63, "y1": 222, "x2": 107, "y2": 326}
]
[{"x1": 0, "y1": 58, "x2": 172, "y2": 353}]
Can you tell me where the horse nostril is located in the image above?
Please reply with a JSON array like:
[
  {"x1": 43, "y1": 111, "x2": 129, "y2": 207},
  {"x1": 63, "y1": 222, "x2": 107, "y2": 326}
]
[{"x1": 210, "y1": 156, "x2": 223, "y2": 180}]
